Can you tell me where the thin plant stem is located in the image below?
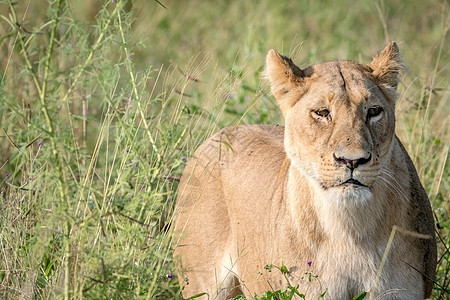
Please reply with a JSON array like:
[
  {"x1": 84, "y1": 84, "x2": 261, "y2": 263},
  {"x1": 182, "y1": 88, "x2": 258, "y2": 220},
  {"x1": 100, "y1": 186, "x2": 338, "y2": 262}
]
[
  {"x1": 8, "y1": 1, "x2": 72, "y2": 298},
  {"x1": 7, "y1": 2, "x2": 42, "y2": 96},
  {"x1": 369, "y1": 226, "x2": 397, "y2": 299},
  {"x1": 60, "y1": 1, "x2": 124, "y2": 106},
  {"x1": 117, "y1": 10, "x2": 162, "y2": 172}
]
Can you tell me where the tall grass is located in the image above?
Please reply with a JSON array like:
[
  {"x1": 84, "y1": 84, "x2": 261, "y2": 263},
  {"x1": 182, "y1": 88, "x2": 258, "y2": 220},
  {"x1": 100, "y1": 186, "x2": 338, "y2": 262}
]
[{"x1": 0, "y1": 0, "x2": 447, "y2": 299}]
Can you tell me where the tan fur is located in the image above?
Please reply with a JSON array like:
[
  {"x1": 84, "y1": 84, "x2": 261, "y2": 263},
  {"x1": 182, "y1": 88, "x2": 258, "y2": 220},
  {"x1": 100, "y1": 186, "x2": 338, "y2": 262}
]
[{"x1": 173, "y1": 42, "x2": 436, "y2": 299}]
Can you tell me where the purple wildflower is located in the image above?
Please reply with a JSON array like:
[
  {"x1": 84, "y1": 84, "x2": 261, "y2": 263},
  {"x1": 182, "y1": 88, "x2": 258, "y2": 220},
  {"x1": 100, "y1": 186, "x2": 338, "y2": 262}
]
[
  {"x1": 73, "y1": 190, "x2": 76, "y2": 194},
  {"x1": 127, "y1": 56, "x2": 132, "y2": 61},
  {"x1": 167, "y1": 273, "x2": 173, "y2": 279},
  {"x1": 134, "y1": 162, "x2": 139, "y2": 167},
  {"x1": 5, "y1": 173, "x2": 10, "y2": 178},
  {"x1": 37, "y1": 142, "x2": 42, "y2": 146},
  {"x1": 182, "y1": 157, "x2": 187, "y2": 163},
  {"x1": 307, "y1": 261, "x2": 312, "y2": 266},
  {"x1": 126, "y1": 148, "x2": 130, "y2": 153}
]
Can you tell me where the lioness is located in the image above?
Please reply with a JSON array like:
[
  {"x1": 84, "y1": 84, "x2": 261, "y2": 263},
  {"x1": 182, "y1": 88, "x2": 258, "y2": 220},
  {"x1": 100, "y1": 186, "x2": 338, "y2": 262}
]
[{"x1": 173, "y1": 42, "x2": 436, "y2": 299}]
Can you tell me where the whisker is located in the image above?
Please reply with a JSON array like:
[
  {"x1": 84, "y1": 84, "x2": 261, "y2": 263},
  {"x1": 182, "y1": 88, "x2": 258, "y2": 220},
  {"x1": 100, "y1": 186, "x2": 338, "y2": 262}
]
[{"x1": 378, "y1": 168, "x2": 409, "y2": 201}]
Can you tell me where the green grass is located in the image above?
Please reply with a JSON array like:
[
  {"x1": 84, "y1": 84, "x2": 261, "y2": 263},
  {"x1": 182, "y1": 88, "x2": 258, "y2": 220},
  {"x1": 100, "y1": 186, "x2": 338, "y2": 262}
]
[{"x1": 0, "y1": 0, "x2": 448, "y2": 299}]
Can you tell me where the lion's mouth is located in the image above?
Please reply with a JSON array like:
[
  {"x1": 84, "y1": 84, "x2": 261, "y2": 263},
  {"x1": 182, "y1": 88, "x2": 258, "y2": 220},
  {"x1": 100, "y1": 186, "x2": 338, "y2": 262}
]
[{"x1": 342, "y1": 178, "x2": 367, "y2": 187}]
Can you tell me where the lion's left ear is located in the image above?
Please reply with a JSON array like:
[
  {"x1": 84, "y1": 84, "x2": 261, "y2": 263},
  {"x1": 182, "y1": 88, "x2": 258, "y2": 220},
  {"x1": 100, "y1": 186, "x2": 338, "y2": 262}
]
[{"x1": 368, "y1": 42, "x2": 404, "y2": 88}]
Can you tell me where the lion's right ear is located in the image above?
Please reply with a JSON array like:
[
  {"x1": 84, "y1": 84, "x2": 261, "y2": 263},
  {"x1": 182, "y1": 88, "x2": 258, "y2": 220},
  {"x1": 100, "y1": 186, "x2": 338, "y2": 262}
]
[{"x1": 265, "y1": 49, "x2": 304, "y2": 100}]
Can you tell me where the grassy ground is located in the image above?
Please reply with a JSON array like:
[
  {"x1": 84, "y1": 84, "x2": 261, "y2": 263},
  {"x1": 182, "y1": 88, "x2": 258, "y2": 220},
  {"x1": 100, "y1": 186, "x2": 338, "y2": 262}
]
[{"x1": 0, "y1": 0, "x2": 448, "y2": 299}]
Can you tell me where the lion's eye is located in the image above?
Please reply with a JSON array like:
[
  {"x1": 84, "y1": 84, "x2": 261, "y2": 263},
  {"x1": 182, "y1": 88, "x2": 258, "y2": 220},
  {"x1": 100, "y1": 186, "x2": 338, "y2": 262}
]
[
  {"x1": 367, "y1": 107, "x2": 383, "y2": 119},
  {"x1": 315, "y1": 109, "x2": 330, "y2": 118}
]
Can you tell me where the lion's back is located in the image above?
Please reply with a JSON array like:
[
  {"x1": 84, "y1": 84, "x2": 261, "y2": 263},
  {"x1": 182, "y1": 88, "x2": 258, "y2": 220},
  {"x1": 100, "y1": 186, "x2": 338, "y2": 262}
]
[{"x1": 176, "y1": 124, "x2": 286, "y2": 209}]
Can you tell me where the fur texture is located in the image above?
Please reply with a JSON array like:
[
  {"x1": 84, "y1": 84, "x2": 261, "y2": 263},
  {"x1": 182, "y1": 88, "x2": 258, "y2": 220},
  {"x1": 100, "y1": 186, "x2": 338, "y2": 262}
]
[{"x1": 173, "y1": 43, "x2": 436, "y2": 299}]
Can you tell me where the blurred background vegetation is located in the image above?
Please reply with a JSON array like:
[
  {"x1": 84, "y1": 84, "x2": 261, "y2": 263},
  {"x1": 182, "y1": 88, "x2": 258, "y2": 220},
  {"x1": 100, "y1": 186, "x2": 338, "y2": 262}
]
[{"x1": 0, "y1": 0, "x2": 448, "y2": 299}]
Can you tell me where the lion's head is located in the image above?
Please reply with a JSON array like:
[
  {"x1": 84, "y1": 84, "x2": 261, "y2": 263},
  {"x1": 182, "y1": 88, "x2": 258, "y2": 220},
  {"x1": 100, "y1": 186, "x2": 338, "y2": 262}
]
[{"x1": 266, "y1": 42, "x2": 403, "y2": 201}]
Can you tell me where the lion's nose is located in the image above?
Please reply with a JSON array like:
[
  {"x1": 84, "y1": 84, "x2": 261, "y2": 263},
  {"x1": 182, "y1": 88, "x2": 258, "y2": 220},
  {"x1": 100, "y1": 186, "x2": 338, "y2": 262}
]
[{"x1": 333, "y1": 153, "x2": 372, "y2": 170}]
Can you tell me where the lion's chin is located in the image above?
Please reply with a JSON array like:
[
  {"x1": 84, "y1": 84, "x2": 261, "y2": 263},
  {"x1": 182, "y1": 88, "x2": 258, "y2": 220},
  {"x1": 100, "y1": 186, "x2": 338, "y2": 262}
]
[{"x1": 327, "y1": 184, "x2": 373, "y2": 205}]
